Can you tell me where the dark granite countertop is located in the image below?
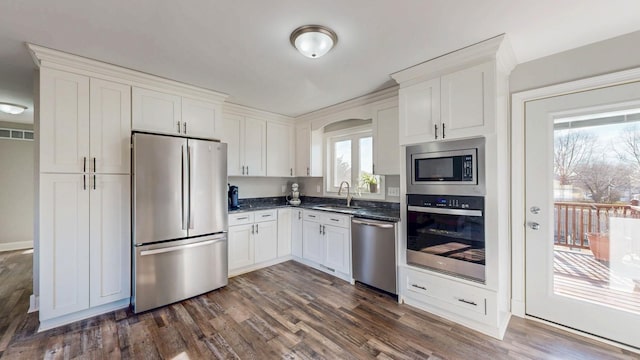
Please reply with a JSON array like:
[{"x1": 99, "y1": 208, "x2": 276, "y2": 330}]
[{"x1": 229, "y1": 196, "x2": 400, "y2": 222}]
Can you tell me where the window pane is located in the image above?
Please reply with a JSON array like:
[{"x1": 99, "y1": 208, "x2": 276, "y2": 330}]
[
  {"x1": 334, "y1": 139, "x2": 351, "y2": 187},
  {"x1": 360, "y1": 137, "x2": 373, "y2": 174}
]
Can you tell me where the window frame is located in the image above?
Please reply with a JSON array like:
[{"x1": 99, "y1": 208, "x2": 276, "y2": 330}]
[{"x1": 324, "y1": 125, "x2": 384, "y2": 200}]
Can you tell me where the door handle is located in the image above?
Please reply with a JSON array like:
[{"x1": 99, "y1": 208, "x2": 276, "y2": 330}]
[
  {"x1": 434, "y1": 124, "x2": 438, "y2": 139},
  {"x1": 83, "y1": 174, "x2": 86, "y2": 190},
  {"x1": 140, "y1": 239, "x2": 223, "y2": 256},
  {"x1": 528, "y1": 222, "x2": 540, "y2": 230},
  {"x1": 177, "y1": 121, "x2": 181, "y2": 133},
  {"x1": 183, "y1": 122, "x2": 187, "y2": 134},
  {"x1": 83, "y1": 157, "x2": 87, "y2": 172},
  {"x1": 93, "y1": 157, "x2": 96, "y2": 172},
  {"x1": 319, "y1": 224, "x2": 322, "y2": 234},
  {"x1": 307, "y1": 167, "x2": 309, "y2": 176},
  {"x1": 442, "y1": 123, "x2": 445, "y2": 138},
  {"x1": 256, "y1": 223, "x2": 259, "y2": 234},
  {"x1": 298, "y1": 211, "x2": 301, "y2": 220},
  {"x1": 242, "y1": 165, "x2": 245, "y2": 175},
  {"x1": 93, "y1": 175, "x2": 96, "y2": 190},
  {"x1": 530, "y1": 206, "x2": 541, "y2": 214},
  {"x1": 187, "y1": 145, "x2": 194, "y2": 230},
  {"x1": 246, "y1": 166, "x2": 249, "y2": 175}
]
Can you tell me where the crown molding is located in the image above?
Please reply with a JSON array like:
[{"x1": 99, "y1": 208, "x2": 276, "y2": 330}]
[
  {"x1": 295, "y1": 85, "x2": 398, "y2": 123},
  {"x1": 391, "y1": 34, "x2": 517, "y2": 86},
  {"x1": 223, "y1": 102, "x2": 294, "y2": 124},
  {"x1": 27, "y1": 43, "x2": 228, "y2": 104}
]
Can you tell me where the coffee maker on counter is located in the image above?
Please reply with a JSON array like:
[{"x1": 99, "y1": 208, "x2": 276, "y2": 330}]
[{"x1": 228, "y1": 184, "x2": 239, "y2": 209}]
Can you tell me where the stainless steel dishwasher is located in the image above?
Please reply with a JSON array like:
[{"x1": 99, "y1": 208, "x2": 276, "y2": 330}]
[{"x1": 351, "y1": 218, "x2": 397, "y2": 294}]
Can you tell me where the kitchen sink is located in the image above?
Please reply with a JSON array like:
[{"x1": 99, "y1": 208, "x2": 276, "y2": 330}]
[{"x1": 311, "y1": 204, "x2": 363, "y2": 213}]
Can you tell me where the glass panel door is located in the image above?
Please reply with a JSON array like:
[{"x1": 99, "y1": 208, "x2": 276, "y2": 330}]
[{"x1": 525, "y1": 80, "x2": 640, "y2": 349}]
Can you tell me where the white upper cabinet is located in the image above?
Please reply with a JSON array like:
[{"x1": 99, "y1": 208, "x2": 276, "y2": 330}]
[
  {"x1": 267, "y1": 121, "x2": 294, "y2": 177},
  {"x1": 132, "y1": 87, "x2": 182, "y2": 135},
  {"x1": 372, "y1": 103, "x2": 400, "y2": 175},
  {"x1": 295, "y1": 125, "x2": 311, "y2": 176},
  {"x1": 40, "y1": 69, "x2": 130, "y2": 175},
  {"x1": 89, "y1": 78, "x2": 131, "y2": 174},
  {"x1": 441, "y1": 62, "x2": 495, "y2": 139},
  {"x1": 218, "y1": 113, "x2": 243, "y2": 176},
  {"x1": 395, "y1": 61, "x2": 497, "y2": 145},
  {"x1": 39, "y1": 68, "x2": 90, "y2": 173},
  {"x1": 398, "y1": 78, "x2": 440, "y2": 145},
  {"x1": 220, "y1": 112, "x2": 267, "y2": 176},
  {"x1": 243, "y1": 117, "x2": 267, "y2": 176},
  {"x1": 182, "y1": 97, "x2": 220, "y2": 139}
]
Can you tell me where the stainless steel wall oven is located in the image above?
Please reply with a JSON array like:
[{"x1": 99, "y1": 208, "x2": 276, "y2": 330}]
[
  {"x1": 406, "y1": 194, "x2": 485, "y2": 283},
  {"x1": 405, "y1": 137, "x2": 486, "y2": 282}
]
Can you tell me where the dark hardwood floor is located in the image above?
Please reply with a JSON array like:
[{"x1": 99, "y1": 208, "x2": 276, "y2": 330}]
[{"x1": 1, "y1": 250, "x2": 638, "y2": 359}]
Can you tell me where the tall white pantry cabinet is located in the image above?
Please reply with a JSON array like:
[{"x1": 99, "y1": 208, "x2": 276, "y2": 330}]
[{"x1": 37, "y1": 67, "x2": 132, "y2": 325}]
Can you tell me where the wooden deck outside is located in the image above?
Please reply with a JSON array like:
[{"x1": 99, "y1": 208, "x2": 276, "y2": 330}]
[{"x1": 554, "y1": 249, "x2": 640, "y2": 315}]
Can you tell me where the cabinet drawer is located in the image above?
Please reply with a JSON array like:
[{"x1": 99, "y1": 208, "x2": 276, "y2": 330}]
[
  {"x1": 322, "y1": 213, "x2": 350, "y2": 228},
  {"x1": 254, "y1": 209, "x2": 277, "y2": 223},
  {"x1": 303, "y1": 210, "x2": 322, "y2": 222},
  {"x1": 229, "y1": 213, "x2": 254, "y2": 226},
  {"x1": 403, "y1": 267, "x2": 494, "y2": 320}
]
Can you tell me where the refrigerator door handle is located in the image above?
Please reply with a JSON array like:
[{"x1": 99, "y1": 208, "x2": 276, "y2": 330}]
[
  {"x1": 181, "y1": 145, "x2": 188, "y2": 230},
  {"x1": 187, "y1": 144, "x2": 194, "y2": 230},
  {"x1": 140, "y1": 238, "x2": 225, "y2": 256}
]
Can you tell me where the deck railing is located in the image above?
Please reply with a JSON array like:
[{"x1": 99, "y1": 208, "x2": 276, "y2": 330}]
[{"x1": 554, "y1": 202, "x2": 640, "y2": 249}]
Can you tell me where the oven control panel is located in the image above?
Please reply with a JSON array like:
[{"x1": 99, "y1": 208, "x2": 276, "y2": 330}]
[{"x1": 407, "y1": 194, "x2": 484, "y2": 210}]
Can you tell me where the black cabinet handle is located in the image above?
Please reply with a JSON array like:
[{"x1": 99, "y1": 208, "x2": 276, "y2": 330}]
[
  {"x1": 434, "y1": 124, "x2": 438, "y2": 139},
  {"x1": 458, "y1": 298, "x2": 477, "y2": 306},
  {"x1": 411, "y1": 284, "x2": 426, "y2": 291},
  {"x1": 442, "y1": 123, "x2": 446, "y2": 138}
]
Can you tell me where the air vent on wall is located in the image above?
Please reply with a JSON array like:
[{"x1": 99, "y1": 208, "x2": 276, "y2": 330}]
[{"x1": 0, "y1": 128, "x2": 34, "y2": 141}]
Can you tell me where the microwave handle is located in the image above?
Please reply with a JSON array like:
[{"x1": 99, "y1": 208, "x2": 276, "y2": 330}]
[{"x1": 408, "y1": 205, "x2": 482, "y2": 217}]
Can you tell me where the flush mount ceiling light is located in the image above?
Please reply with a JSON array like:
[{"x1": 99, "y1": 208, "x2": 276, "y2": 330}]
[
  {"x1": 290, "y1": 25, "x2": 338, "y2": 59},
  {"x1": 0, "y1": 102, "x2": 27, "y2": 115}
]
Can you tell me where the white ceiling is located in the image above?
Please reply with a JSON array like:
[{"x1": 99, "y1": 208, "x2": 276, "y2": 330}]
[{"x1": 1, "y1": 0, "x2": 640, "y2": 124}]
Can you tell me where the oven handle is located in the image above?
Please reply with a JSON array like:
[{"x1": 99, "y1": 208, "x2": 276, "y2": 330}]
[{"x1": 408, "y1": 206, "x2": 482, "y2": 217}]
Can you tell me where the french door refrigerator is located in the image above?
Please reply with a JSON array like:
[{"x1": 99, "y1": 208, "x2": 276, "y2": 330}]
[{"x1": 132, "y1": 132, "x2": 228, "y2": 313}]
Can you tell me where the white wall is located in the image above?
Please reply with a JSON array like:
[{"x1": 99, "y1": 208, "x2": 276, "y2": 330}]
[
  {"x1": 0, "y1": 121, "x2": 34, "y2": 251},
  {"x1": 511, "y1": 30, "x2": 640, "y2": 93},
  {"x1": 228, "y1": 176, "x2": 294, "y2": 199}
]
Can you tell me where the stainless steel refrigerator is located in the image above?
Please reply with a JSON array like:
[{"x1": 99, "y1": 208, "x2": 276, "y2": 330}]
[{"x1": 132, "y1": 132, "x2": 228, "y2": 313}]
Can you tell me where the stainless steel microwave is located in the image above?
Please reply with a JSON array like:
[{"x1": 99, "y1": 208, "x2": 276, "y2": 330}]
[{"x1": 406, "y1": 137, "x2": 485, "y2": 196}]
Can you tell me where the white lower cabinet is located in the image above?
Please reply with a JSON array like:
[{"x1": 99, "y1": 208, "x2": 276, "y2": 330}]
[
  {"x1": 228, "y1": 209, "x2": 289, "y2": 275},
  {"x1": 228, "y1": 223, "x2": 254, "y2": 269},
  {"x1": 254, "y1": 220, "x2": 277, "y2": 263},
  {"x1": 301, "y1": 210, "x2": 351, "y2": 279},
  {"x1": 277, "y1": 208, "x2": 292, "y2": 257},
  {"x1": 40, "y1": 174, "x2": 130, "y2": 321},
  {"x1": 291, "y1": 208, "x2": 303, "y2": 258},
  {"x1": 400, "y1": 266, "x2": 502, "y2": 337}
]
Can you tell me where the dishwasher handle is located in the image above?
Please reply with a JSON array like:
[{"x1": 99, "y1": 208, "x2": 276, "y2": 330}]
[{"x1": 352, "y1": 218, "x2": 395, "y2": 228}]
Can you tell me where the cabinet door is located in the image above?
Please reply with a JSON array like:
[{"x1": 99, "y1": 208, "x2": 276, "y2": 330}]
[
  {"x1": 228, "y1": 224, "x2": 254, "y2": 270},
  {"x1": 291, "y1": 209, "x2": 303, "y2": 258},
  {"x1": 267, "y1": 122, "x2": 294, "y2": 177},
  {"x1": 372, "y1": 103, "x2": 400, "y2": 175},
  {"x1": 219, "y1": 113, "x2": 243, "y2": 176},
  {"x1": 295, "y1": 125, "x2": 311, "y2": 176},
  {"x1": 323, "y1": 225, "x2": 351, "y2": 275},
  {"x1": 182, "y1": 97, "x2": 219, "y2": 139},
  {"x1": 441, "y1": 62, "x2": 495, "y2": 139},
  {"x1": 39, "y1": 174, "x2": 90, "y2": 320},
  {"x1": 89, "y1": 79, "x2": 131, "y2": 175},
  {"x1": 132, "y1": 87, "x2": 182, "y2": 135},
  {"x1": 254, "y1": 220, "x2": 278, "y2": 263},
  {"x1": 302, "y1": 220, "x2": 324, "y2": 264},
  {"x1": 89, "y1": 174, "x2": 131, "y2": 307},
  {"x1": 277, "y1": 208, "x2": 292, "y2": 257},
  {"x1": 39, "y1": 68, "x2": 90, "y2": 173},
  {"x1": 243, "y1": 117, "x2": 267, "y2": 176},
  {"x1": 399, "y1": 78, "x2": 440, "y2": 145}
]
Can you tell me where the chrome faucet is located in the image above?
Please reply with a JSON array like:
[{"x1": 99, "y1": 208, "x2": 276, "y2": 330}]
[{"x1": 338, "y1": 181, "x2": 352, "y2": 207}]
